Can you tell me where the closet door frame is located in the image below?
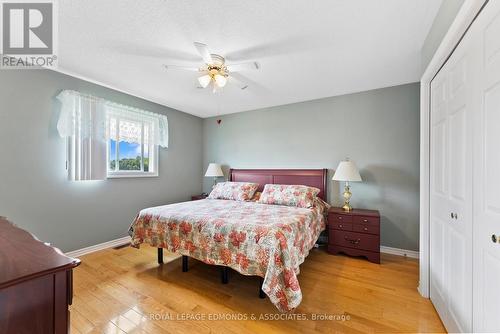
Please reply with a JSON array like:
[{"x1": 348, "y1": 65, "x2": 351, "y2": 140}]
[{"x1": 419, "y1": 0, "x2": 487, "y2": 298}]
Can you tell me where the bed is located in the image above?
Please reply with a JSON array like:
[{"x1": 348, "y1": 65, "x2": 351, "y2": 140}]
[{"x1": 128, "y1": 169, "x2": 328, "y2": 311}]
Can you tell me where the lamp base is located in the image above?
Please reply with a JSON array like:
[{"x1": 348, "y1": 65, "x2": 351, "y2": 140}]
[
  {"x1": 342, "y1": 203, "x2": 352, "y2": 212},
  {"x1": 342, "y1": 183, "x2": 352, "y2": 212}
]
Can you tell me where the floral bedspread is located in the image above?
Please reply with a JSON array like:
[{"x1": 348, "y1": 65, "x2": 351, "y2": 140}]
[{"x1": 128, "y1": 198, "x2": 328, "y2": 311}]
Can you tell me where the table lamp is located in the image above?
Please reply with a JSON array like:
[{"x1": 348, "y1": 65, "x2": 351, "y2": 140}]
[
  {"x1": 205, "y1": 163, "x2": 224, "y2": 188},
  {"x1": 332, "y1": 159, "x2": 362, "y2": 211}
]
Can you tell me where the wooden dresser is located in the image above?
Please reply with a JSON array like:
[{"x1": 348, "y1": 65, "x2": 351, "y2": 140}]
[
  {"x1": 327, "y1": 207, "x2": 380, "y2": 263},
  {"x1": 0, "y1": 218, "x2": 80, "y2": 334}
]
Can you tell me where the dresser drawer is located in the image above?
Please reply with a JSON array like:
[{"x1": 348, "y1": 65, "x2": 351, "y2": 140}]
[
  {"x1": 332, "y1": 231, "x2": 379, "y2": 252},
  {"x1": 329, "y1": 213, "x2": 352, "y2": 223},
  {"x1": 352, "y1": 223, "x2": 379, "y2": 235},
  {"x1": 330, "y1": 222, "x2": 353, "y2": 231},
  {"x1": 353, "y1": 215, "x2": 380, "y2": 225}
]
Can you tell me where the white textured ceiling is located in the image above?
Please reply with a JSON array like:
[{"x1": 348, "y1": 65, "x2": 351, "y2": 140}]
[{"x1": 58, "y1": 0, "x2": 442, "y2": 118}]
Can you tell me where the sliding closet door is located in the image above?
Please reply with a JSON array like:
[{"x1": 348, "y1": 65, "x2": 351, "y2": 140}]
[
  {"x1": 430, "y1": 24, "x2": 473, "y2": 332},
  {"x1": 430, "y1": 66, "x2": 449, "y2": 327},
  {"x1": 472, "y1": 0, "x2": 500, "y2": 331}
]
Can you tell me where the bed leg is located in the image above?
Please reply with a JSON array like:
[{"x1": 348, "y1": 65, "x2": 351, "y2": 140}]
[
  {"x1": 259, "y1": 277, "x2": 266, "y2": 299},
  {"x1": 221, "y1": 267, "x2": 229, "y2": 284},
  {"x1": 182, "y1": 255, "x2": 188, "y2": 272},
  {"x1": 157, "y1": 248, "x2": 163, "y2": 264}
]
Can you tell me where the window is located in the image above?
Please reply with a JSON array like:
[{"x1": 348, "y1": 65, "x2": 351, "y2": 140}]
[
  {"x1": 106, "y1": 113, "x2": 158, "y2": 178},
  {"x1": 56, "y1": 90, "x2": 168, "y2": 181}
]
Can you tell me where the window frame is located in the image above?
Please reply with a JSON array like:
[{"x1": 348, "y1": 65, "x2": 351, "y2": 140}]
[{"x1": 106, "y1": 114, "x2": 159, "y2": 179}]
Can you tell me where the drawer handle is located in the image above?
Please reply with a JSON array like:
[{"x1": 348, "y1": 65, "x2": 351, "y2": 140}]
[
  {"x1": 363, "y1": 227, "x2": 368, "y2": 231},
  {"x1": 344, "y1": 236, "x2": 361, "y2": 245},
  {"x1": 363, "y1": 219, "x2": 368, "y2": 223},
  {"x1": 339, "y1": 224, "x2": 343, "y2": 228},
  {"x1": 338, "y1": 216, "x2": 343, "y2": 220}
]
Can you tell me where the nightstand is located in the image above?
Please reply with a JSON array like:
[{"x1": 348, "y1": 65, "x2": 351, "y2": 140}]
[
  {"x1": 327, "y1": 207, "x2": 380, "y2": 264},
  {"x1": 191, "y1": 194, "x2": 208, "y2": 201}
]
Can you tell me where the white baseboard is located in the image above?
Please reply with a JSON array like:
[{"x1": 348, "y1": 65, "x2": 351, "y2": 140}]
[
  {"x1": 65, "y1": 236, "x2": 131, "y2": 258},
  {"x1": 380, "y1": 246, "x2": 419, "y2": 259},
  {"x1": 65, "y1": 236, "x2": 419, "y2": 260}
]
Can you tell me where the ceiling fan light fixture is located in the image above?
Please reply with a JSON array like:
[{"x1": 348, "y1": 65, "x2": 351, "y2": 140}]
[
  {"x1": 214, "y1": 74, "x2": 227, "y2": 88},
  {"x1": 165, "y1": 42, "x2": 258, "y2": 91},
  {"x1": 198, "y1": 74, "x2": 211, "y2": 88}
]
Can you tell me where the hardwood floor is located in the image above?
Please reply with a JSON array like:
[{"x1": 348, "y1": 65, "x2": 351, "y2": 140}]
[{"x1": 70, "y1": 245, "x2": 445, "y2": 334}]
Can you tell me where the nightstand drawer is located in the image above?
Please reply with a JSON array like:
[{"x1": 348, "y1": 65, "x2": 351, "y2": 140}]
[
  {"x1": 332, "y1": 231, "x2": 379, "y2": 252},
  {"x1": 353, "y1": 223, "x2": 379, "y2": 235},
  {"x1": 353, "y1": 215, "x2": 380, "y2": 225},
  {"x1": 328, "y1": 214, "x2": 352, "y2": 223},
  {"x1": 330, "y1": 222, "x2": 353, "y2": 231}
]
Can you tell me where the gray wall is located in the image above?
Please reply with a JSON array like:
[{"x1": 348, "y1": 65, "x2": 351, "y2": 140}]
[
  {"x1": 0, "y1": 71, "x2": 420, "y2": 252},
  {"x1": 0, "y1": 70, "x2": 203, "y2": 252},
  {"x1": 203, "y1": 83, "x2": 420, "y2": 251},
  {"x1": 422, "y1": 0, "x2": 465, "y2": 71}
]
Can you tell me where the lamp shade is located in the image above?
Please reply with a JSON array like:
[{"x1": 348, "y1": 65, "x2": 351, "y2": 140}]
[
  {"x1": 332, "y1": 160, "x2": 362, "y2": 182},
  {"x1": 214, "y1": 74, "x2": 227, "y2": 87},
  {"x1": 198, "y1": 75, "x2": 211, "y2": 88},
  {"x1": 205, "y1": 163, "x2": 224, "y2": 177}
]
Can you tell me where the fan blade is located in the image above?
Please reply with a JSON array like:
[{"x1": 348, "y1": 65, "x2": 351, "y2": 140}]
[
  {"x1": 230, "y1": 72, "x2": 270, "y2": 92},
  {"x1": 164, "y1": 64, "x2": 200, "y2": 71},
  {"x1": 193, "y1": 42, "x2": 213, "y2": 64},
  {"x1": 230, "y1": 75, "x2": 249, "y2": 90},
  {"x1": 226, "y1": 62, "x2": 260, "y2": 72}
]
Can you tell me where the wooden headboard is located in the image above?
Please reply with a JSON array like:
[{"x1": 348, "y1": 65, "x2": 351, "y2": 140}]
[{"x1": 229, "y1": 169, "x2": 328, "y2": 200}]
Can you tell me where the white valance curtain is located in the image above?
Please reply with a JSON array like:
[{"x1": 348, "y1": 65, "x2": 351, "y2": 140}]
[
  {"x1": 56, "y1": 90, "x2": 169, "y2": 180},
  {"x1": 105, "y1": 103, "x2": 169, "y2": 147},
  {"x1": 56, "y1": 90, "x2": 169, "y2": 147}
]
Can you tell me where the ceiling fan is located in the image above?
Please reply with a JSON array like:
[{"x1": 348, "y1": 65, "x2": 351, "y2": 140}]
[{"x1": 164, "y1": 42, "x2": 260, "y2": 92}]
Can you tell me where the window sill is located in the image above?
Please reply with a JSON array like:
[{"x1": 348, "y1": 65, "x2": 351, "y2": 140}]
[{"x1": 107, "y1": 172, "x2": 159, "y2": 179}]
